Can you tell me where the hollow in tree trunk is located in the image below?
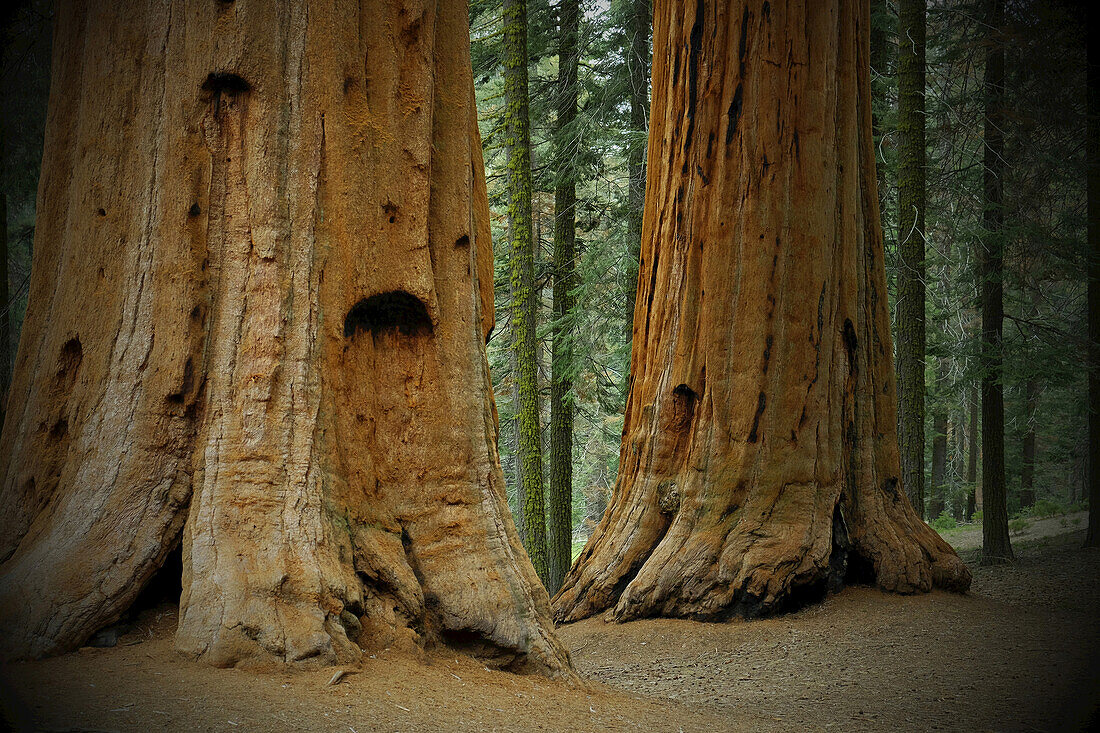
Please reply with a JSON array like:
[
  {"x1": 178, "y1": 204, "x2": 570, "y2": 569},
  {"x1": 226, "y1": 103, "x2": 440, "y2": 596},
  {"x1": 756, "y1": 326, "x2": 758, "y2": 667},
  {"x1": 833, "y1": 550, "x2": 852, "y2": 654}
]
[
  {"x1": 0, "y1": 0, "x2": 572, "y2": 675},
  {"x1": 553, "y1": 0, "x2": 970, "y2": 625}
]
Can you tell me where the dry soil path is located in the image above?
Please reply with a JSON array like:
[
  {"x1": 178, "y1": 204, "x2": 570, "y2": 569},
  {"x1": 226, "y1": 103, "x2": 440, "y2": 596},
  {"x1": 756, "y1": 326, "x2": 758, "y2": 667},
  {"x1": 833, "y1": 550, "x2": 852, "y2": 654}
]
[{"x1": 2, "y1": 528, "x2": 1097, "y2": 732}]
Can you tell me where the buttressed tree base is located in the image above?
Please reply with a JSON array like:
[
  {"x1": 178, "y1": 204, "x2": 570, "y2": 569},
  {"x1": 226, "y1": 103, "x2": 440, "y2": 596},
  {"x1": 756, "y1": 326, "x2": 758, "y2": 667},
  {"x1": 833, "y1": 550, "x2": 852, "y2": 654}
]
[
  {"x1": 554, "y1": 0, "x2": 971, "y2": 624},
  {"x1": 0, "y1": 0, "x2": 571, "y2": 676}
]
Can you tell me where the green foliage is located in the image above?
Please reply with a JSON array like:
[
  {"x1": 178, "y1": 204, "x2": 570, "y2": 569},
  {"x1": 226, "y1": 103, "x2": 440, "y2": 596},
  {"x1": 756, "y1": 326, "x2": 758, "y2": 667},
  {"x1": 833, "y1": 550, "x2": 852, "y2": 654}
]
[
  {"x1": 1029, "y1": 499, "x2": 1066, "y2": 519},
  {"x1": 932, "y1": 511, "x2": 957, "y2": 532},
  {"x1": 1, "y1": 0, "x2": 52, "y2": 371},
  {"x1": 1009, "y1": 517, "x2": 1031, "y2": 535},
  {"x1": 972, "y1": 510, "x2": 983, "y2": 525},
  {"x1": 880, "y1": 0, "x2": 1089, "y2": 529}
]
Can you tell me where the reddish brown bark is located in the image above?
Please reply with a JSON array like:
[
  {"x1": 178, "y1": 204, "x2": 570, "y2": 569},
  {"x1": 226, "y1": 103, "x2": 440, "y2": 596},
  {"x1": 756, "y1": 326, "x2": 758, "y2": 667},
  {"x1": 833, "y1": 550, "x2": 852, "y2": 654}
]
[
  {"x1": 0, "y1": 0, "x2": 570, "y2": 675},
  {"x1": 554, "y1": 0, "x2": 970, "y2": 624}
]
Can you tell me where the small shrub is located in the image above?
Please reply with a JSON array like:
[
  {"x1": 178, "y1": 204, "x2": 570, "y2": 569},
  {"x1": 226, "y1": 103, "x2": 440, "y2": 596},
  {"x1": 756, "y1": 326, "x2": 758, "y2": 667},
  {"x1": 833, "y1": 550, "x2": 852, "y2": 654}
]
[
  {"x1": 1031, "y1": 499, "x2": 1064, "y2": 519},
  {"x1": 971, "y1": 510, "x2": 983, "y2": 525},
  {"x1": 932, "y1": 511, "x2": 957, "y2": 532},
  {"x1": 1009, "y1": 517, "x2": 1031, "y2": 535}
]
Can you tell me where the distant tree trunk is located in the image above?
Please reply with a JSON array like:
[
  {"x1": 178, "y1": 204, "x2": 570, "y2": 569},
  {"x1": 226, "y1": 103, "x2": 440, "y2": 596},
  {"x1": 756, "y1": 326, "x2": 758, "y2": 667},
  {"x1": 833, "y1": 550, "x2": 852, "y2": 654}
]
[
  {"x1": 503, "y1": 0, "x2": 548, "y2": 579},
  {"x1": 928, "y1": 359, "x2": 948, "y2": 519},
  {"x1": 870, "y1": 0, "x2": 889, "y2": 187},
  {"x1": 0, "y1": 0, "x2": 572, "y2": 675},
  {"x1": 1, "y1": 127, "x2": 8, "y2": 431},
  {"x1": 1087, "y1": 0, "x2": 1100, "y2": 548},
  {"x1": 967, "y1": 385, "x2": 979, "y2": 520},
  {"x1": 553, "y1": 0, "x2": 970, "y2": 624},
  {"x1": 547, "y1": 0, "x2": 580, "y2": 595},
  {"x1": 981, "y1": 0, "x2": 1012, "y2": 563},
  {"x1": 0, "y1": 186, "x2": 8, "y2": 431},
  {"x1": 510, "y1": 347, "x2": 526, "y2": 545},
  {"x1": 1019, "y1": 378, "x2": 1038, "y2": 509},
  {"x1": 950, "y1": 414, "x2": 966, "y2": 519},
  {"x1": 896, "y1": 0, "x2": 927, "y2": 518},
  {"x1": 623, "y1": 0, "x2": 650, "y2": 396},
  {"x1": 929, "y1": 236, "x2": 952, "y2": 522}
]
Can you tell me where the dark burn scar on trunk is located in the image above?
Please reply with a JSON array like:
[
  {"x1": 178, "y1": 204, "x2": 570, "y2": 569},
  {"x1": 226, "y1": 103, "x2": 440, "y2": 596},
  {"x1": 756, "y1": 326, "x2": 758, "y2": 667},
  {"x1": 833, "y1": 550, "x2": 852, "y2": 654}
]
[
  {"x1": 748, "y1": 391, "x2": 766, "y2": 442},
  {"x1": 202, "y1": 72, "x2": 250, "y2": 96},
  {"x1": 345, "y1": 291, "x2": 432, "y2": 339},
  {"x1": 726, "y1": 84, "x2": 743, "y2": 145}
]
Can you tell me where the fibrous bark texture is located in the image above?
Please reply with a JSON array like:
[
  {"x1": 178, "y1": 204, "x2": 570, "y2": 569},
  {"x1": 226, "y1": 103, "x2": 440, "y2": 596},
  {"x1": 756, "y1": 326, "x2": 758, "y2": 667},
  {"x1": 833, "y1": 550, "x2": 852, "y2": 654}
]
[
  {"x1": 554, "y1": 0, "x2": 970, "y2": 625},
  {"x1": 0, "y1": 0, "x2": 571, "y2": 676}
]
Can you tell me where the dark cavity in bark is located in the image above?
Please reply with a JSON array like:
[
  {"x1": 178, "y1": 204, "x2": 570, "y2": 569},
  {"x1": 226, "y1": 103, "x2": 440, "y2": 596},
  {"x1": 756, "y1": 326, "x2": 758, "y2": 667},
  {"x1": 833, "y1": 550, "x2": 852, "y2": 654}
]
[{"x1": 344, "y1": 291, "x2": 433, "y2": 339}]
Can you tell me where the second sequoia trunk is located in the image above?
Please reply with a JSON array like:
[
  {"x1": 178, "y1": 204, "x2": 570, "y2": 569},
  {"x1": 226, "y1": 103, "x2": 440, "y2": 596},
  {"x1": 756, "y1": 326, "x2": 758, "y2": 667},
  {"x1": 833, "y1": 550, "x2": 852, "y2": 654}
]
[{"x1": 554, "y1": 0, "x2": 970, "y2": 624}]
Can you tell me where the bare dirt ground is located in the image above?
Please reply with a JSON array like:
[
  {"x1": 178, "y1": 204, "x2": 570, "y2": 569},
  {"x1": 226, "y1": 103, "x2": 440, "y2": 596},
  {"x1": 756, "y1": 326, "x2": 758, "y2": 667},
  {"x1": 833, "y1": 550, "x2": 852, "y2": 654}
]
[{"x1": 2, "y1": 526, "x2": 1098, "y2": 732}]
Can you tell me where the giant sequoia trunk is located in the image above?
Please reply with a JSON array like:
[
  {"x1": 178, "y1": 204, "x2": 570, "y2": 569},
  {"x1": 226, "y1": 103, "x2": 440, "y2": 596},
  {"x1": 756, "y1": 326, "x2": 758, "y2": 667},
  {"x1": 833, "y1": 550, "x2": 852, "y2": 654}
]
[
  {"x1": 554, "y1": 0, "x2": 970, "y2": 624},
  {"x1": 0, "y1": 0, "x2": 571, "y2": 675}
]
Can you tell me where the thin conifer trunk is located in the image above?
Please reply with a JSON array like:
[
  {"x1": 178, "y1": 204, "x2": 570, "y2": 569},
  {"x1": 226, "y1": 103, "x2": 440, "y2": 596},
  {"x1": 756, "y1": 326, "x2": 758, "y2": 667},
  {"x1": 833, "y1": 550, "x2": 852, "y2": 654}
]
[
  {"x1": 623, "y1": 0, "x2": 650, "y2": 397},
  {"x1": 548, "y1": 0, "x2": 580, "y2": 594},
  {"x1": 981, "y1": 0, "x2": 1013, "y2": 563},
  {"x1": 967, "y1": 386, "x2": 979, "y2": 520},
  {"x1": 503, "y1": 0, "x2": 548, "y2": 580},
  {"x1": 897, "y1": 0, "x2": 927, "y2": 517},
  {"x1": 1086, "y1": 0, "x2": 1100, "y2": 548}
]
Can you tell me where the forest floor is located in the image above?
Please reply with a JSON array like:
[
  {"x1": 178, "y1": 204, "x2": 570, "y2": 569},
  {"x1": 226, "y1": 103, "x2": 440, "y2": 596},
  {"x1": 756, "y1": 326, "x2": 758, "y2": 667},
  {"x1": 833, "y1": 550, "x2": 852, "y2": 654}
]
[
  {"x1": 938, "y1": 509, "x2": 1088, "y2": 550},
  {"x1": 2, "y1": 524, "x2": 1097, "y2": 732}
]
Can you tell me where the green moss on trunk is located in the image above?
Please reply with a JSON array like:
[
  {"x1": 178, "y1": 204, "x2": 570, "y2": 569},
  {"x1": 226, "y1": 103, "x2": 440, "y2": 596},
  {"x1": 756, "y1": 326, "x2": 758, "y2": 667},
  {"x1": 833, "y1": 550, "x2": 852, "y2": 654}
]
[{"x1": 503, "y1": 0, "x2": 547, "y2": 581}]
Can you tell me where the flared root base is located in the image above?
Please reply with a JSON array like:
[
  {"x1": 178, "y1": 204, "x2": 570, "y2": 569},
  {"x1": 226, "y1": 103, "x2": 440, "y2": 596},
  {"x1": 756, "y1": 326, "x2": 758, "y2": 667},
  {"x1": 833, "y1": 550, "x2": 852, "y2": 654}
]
[{"x1": 554, "y1": 486, "x2": 970, "y2": 625}]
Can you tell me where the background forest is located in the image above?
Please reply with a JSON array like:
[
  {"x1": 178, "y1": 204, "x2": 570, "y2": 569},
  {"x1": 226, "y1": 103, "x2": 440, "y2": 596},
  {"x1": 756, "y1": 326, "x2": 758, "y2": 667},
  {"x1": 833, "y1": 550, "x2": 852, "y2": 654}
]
[{"x1": 0, "y1": 0, "x2": 1092, "y2": 577}]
